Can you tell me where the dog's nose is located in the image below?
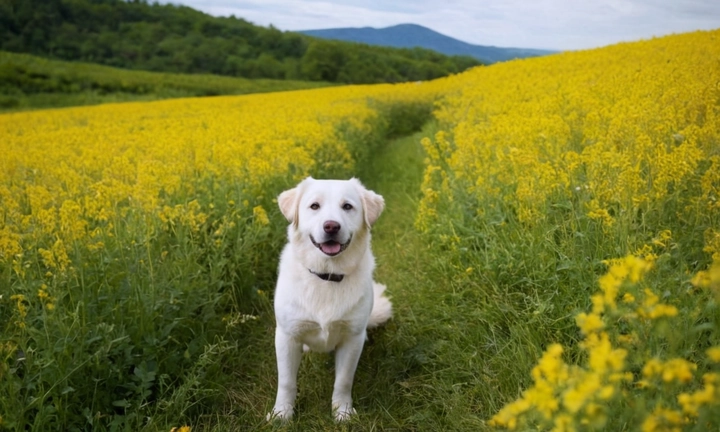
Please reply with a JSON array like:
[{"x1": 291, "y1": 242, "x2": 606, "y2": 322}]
[{"x1": 323, "y1": 220, "x2": 341, "y2": 234}]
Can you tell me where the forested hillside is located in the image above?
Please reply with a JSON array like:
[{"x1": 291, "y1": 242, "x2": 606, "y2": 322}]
[
  {"x1": 0, "y1": 0, "x2": 480, "y2": 84},
  {"x1": 0, "y1": 51, "x2": 332, "y2": 111}
]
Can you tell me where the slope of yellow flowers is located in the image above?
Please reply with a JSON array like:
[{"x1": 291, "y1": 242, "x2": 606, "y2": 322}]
[
  {"x1": 420, "y1": 30, "x2": 719, "y2": 230},
  {"x1": 417, "y1": 29, "x2": 720, "y2": 431}
]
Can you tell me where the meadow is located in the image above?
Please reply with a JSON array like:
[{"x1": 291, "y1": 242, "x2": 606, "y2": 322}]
[{"x1": 1, "y1": 29, "x2": 719, "y2": 431}]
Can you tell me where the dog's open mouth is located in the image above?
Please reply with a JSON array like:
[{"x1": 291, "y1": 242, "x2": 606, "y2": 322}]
[{"x1": 310, "y1": 235, "x2": 352, "y2": 256}]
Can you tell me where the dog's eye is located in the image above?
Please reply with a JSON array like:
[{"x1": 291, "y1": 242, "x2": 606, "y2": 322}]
[
  {"x1": 310, "y1": 203, "x2": 320, "y2": 210},
  {"x1": 342, "y1": 203, "x2": 353, "y2": 211}
]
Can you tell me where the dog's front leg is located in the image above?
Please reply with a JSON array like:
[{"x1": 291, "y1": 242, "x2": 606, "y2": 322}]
[
  {"x1": 332, "y1": 331, "x2": 365, "y2": 421},
  {"x1": 268, "y1": 327, "x2": 302, "y2": 421}
]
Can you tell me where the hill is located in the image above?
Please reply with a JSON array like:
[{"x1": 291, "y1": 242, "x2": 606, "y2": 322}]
[
  {"x1": 0, "y1": 0, "x2": 480, "y2": 84},
  {"x1": 300, "y1": 23, "x2": 557, "y2": 63},
  {"x1": 0, "y1": 50, "x2": 333, "y2": 111}
]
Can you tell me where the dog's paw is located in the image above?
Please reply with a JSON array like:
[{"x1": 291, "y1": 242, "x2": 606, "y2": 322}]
[
  {"x1": 332, "y1": 402, "x2": 356, "y2": 422},
  {"x1": 267, "y1": 404, "x2": 294, "y2": 422}
]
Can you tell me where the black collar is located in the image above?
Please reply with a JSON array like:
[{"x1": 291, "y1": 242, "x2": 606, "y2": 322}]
[{"x1": 309, "y1": 269, "x2": 344, "y2": 282}]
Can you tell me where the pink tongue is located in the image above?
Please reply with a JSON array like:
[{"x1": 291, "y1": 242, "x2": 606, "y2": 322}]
[{"x1": 321, "y1": 242, "x2": 342, "y2": 254}]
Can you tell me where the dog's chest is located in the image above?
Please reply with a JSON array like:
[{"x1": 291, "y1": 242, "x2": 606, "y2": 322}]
[
  {"x1": 292, "y1": 318, "x2": 353, "y2": 352},
  {"x1": 282, "y1": 287, "x2": 369, "y2": 352}
]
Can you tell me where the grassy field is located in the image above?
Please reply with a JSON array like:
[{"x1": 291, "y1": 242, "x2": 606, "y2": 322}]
[
  {"x1": 0, "y1": 51, "x2": 333, "y2": 112},
  {"x1": 2, "y1": 29, "x2": 720, "y2": 431}
]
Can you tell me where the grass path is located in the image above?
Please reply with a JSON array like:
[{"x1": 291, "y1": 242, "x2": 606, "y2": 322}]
[
  {"x1": 362, "y1": 126, "x2": 432, "y2": 309},
  {"x1": 353, "y1": 125, "x2": 491, "y2": 430}
]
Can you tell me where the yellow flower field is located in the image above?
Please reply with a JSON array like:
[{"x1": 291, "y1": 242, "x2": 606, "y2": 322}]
[
  {"x1": 0, "y1": 82, "x2": 447, "y2": 275},
  {"x1": 418, "y1": 29, "x2": 720, "y2": 430},
  {"x1": 420, "y1": 29, "x2": 719, "y2": 230},
  {"x1": 0, "y1": 80, "x2": 449, "y2": 428}
]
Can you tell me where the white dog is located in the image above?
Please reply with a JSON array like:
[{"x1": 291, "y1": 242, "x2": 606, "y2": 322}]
[{"x1": 268, "y1": 177, "x2": 393, "y2": 422}]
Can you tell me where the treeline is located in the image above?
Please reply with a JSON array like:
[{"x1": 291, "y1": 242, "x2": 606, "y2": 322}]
[
  {"x1": 0, "y1": 51, "x2": 332, "y2": 111},
  {"x1": 0, "y1": 0, "x2": 481, "y2": 84}
]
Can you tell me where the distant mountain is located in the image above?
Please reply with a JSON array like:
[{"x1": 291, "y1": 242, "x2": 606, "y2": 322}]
[{"x1": 300, "y1": 24, "x2": 557, "y2": 64}]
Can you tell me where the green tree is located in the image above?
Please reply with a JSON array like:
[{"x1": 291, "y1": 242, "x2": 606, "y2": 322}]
[{"x1": 301, "y1": 40, "x2": 347, "y2": 81}]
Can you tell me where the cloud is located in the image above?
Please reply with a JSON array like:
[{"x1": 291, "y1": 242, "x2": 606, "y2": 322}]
[{"x1": 165, "y1": 0, "x2": 720, "y2": 50}]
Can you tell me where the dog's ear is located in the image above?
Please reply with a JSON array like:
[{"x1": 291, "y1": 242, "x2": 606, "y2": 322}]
[
  {"x1": 278, "y1": 177, "x2": 312, "y2": 225},
  {"x1": 353, "y1": 178, "x2": 384, "y2": 227},
  {"x1": 278, "y1": 188, "x2": 298, "y2": 224},
  {"x1": 363, "y1": 189, "x2": 385, "y2": 226}
]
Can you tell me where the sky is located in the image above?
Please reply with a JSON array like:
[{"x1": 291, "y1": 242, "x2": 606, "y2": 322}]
[{"x1": 164, "y1": 0, "x2": 720, "y2": 51}]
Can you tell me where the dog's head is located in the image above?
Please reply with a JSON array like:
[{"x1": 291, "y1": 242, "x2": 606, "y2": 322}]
[{"x1": 278, "y1": 177, "x2": 384, "y2": 258}]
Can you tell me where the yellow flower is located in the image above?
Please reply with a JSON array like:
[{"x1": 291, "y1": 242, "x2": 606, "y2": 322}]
[
  {"x1": 642, "y1": 407, "x2": 684, "y2": 432},
  {"x1": 587, "y1": 333, "x2": 626, "y2": 375},
  {"x1": 582, "y1": 402, "x2": 607, "y2": 428},
  {"x1": 652, "y1": 230, "x2": 673, "y2": 248},
  {"x1": 575, "y1": 312, "x2": 604, "y2": 335},
  {"x1": 552, "y1": 414, "x2": 575, "y2": 432},
  {"x1": 637, "y1": 288, "x2": 678, "y2": 320},
  {"x1": 616, "y1": 334, "x2": 636, "y2": 345},
  {"x1": 0, "y1": 227, "x2": 22, "y2": 263},
  {"x1": 10, "y1": 294, "x2": 27, "y2": 315},
  {"x1": 252, "y1": 205, "x2": 270, "y2": 227},
  {"x1": 531, "y1": 344, "x2": 568, "y2": 386},
  {"x1": 643, "y1": 359, "x2": 664, "y2": 379},
  {"x1": 642, "y1": 358, "x2": 696, "y2": 384},
  {"x1": 488, "y1": 398, "x2": 532, "y2": 429},
  {"x1": 661, "y1": 359, "x2": 696, "y2": 384},
  {"x1": 677, "y1": 374, "x2": 718, "y2": 418},
  {"x1": 590, "y1": 294, "x2": 605, "y2": 314},
  {"x1": 691, "y1": 259, "x2": 720, "y2": 294},
  {"x1": 587, "y1": 201, "x2": 614, "y2": 228},
  {"x1": 706, "y1": 346, "x2": 720, "y2": 363}
]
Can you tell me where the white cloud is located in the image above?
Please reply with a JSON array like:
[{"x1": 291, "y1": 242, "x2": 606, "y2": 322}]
[{"x1": 165, "y1": 0, "x2": 720, "y2": 50}]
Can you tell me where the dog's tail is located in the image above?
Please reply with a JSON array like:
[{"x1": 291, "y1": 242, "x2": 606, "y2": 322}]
[{"x1": 367, "y1": 282, "x2": 393, "y2": 329}]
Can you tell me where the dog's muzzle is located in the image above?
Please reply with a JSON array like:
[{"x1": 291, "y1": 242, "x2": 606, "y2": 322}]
[{"x1": 310, "y1": 234, "x2": 352, "y2": 256}]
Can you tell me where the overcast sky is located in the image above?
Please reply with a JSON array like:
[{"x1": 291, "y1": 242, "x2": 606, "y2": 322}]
[{"x1": 164, "y1": 0, "x2": 720, "y2": 51}]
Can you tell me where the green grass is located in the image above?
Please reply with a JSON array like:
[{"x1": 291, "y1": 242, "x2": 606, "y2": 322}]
[{"x1": 0, "y1": 51, "x2": 333, "y2": 112}]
